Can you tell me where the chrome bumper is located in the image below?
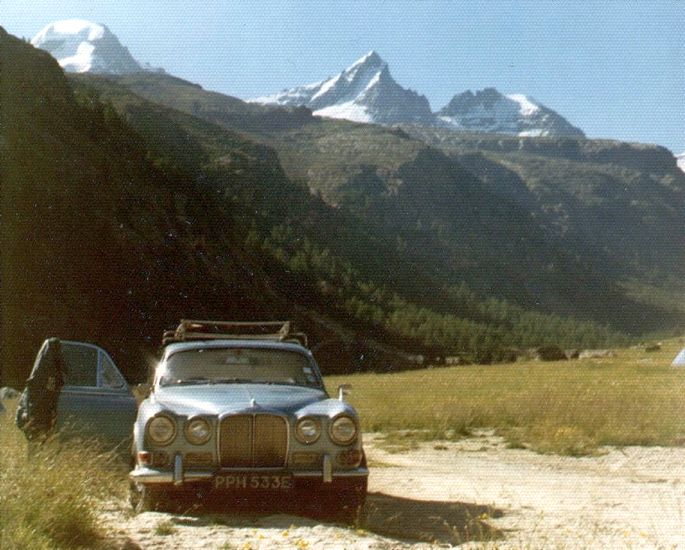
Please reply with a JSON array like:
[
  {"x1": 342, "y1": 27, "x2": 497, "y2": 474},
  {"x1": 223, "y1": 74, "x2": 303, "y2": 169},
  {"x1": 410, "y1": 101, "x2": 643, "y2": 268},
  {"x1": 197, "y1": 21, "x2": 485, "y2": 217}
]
[{"x1": 129, "y1": 453, "x2": 368, "y2": 486}]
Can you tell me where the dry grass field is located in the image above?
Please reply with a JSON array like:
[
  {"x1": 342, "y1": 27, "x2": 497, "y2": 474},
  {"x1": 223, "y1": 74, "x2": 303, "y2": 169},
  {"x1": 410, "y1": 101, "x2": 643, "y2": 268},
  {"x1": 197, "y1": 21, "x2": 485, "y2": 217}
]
[
  {"x1": 2, "y1": 338, "x2": 685, "y2": 548},
  {"x1": 326, "y1": 338, "x2": 685, "y2": 455},
  {"x1": 0, "y1": 405, "x2": 126, "y2": 549}
]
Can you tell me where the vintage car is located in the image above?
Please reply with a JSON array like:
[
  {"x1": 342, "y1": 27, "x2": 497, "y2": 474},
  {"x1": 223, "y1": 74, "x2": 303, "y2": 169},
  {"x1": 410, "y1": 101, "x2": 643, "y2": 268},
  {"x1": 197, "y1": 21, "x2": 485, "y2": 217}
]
[
  {"x1": 129, "y1": 320, "x2": 368, "y2": 520},
  {"x1": 16, "y1": 338, "x2": 137, "y2": 448}
]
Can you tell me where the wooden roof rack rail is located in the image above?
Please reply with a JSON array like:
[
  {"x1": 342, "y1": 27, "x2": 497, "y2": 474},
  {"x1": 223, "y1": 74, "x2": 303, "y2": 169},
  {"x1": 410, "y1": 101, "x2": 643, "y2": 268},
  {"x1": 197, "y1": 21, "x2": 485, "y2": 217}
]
[{"x1": 162, "y1": 319, "x2": 308, "y2": 347}]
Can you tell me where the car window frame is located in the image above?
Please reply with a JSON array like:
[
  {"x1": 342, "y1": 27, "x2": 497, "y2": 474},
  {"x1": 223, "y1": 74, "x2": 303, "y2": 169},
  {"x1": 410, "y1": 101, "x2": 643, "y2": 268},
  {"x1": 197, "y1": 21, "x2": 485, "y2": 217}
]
[
  {"x1": 158, "y1": 345, "x2": 326, "y2": 390},
  {"x1": 60, "y1": 340, "x2": 128, "y2": 392}
]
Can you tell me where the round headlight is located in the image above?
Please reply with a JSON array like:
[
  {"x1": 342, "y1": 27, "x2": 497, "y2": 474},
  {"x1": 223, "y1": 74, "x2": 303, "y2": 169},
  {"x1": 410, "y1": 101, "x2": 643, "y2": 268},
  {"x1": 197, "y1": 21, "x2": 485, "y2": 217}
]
[
  {"x1": 330, "y1": 416, "x2": 357, "y2": 445},
  {"x1": 295, "y1": 417, "x2": 321, "y2": 444},
  {"x1": 185, "y1": 418, "x2": 211, "y2": 445},
  {"x1": 147, "y1": 415, "x2": 176, "y2": 446}
]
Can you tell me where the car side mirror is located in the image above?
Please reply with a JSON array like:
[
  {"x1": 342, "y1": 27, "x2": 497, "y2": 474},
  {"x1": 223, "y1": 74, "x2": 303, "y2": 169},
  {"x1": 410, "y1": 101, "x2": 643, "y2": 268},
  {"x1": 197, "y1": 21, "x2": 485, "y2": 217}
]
[{"x1": 337, "y1": 383, "x2": 352, "y2": 402}]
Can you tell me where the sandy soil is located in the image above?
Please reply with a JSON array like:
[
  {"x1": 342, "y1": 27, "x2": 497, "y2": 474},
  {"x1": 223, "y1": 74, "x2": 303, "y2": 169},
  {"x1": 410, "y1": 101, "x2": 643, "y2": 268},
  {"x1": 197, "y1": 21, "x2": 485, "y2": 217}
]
[{"x1": 103, "y1": 432, "x2": 685, "y2": 549}]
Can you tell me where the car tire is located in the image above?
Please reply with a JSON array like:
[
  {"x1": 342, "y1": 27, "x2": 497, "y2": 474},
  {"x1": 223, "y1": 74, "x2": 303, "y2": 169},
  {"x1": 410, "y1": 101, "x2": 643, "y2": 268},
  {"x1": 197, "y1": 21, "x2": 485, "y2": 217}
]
[
  {"x1": 335, "y1": 489, "x2": 367, "y2": 526},
  {"x1": 129, "y1": 481, "x2": 167, "y2": 513}
]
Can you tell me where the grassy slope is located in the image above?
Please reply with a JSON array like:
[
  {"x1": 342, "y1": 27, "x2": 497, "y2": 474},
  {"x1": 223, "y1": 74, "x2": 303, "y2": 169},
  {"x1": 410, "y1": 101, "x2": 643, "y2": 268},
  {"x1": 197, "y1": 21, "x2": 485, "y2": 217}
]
[{"x1": 327, "y1": 338, "x2": 685, "y2": 455}]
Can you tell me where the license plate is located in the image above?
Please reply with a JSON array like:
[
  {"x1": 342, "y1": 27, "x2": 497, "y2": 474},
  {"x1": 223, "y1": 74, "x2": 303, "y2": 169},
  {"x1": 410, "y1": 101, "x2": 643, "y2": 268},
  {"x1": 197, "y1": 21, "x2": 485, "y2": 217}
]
[{"x1": 214, "y1": 474, "x2": 294, "y2": 490}]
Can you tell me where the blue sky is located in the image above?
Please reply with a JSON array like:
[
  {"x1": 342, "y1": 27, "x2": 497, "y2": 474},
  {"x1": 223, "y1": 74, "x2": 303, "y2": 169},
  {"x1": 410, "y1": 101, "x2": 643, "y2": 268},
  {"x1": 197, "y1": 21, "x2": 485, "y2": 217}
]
[{"x1": 3, "y1": 1, "x2": 683, "y2": 153}]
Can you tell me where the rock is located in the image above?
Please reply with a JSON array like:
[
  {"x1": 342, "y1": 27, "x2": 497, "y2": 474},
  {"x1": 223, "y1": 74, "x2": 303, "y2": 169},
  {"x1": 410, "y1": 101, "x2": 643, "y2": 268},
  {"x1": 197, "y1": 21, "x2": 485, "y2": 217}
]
[
  {"x1": 445, "y1": 356, "x2": 471, "y2": 365},
  {"x1": 532, "y1": 345, "x2": 567, "y2": 361},
  {"x1": 579, "y1": 349, "x2": 616, "y2": 359}
]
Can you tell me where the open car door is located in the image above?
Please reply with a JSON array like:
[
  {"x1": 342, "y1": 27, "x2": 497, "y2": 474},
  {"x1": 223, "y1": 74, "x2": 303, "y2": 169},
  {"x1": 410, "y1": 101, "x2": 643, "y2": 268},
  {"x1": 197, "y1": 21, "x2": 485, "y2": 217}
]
[{"x1": 55, "y1": 340, "x2": 137, "y2": 450}]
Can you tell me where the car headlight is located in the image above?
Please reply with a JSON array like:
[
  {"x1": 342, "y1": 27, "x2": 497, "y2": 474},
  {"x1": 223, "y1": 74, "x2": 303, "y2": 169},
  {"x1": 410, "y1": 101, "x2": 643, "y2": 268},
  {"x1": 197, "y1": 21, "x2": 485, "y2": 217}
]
[
  {"x1": 147, "y1": 414, "x2": 176, "y2": 446},
  {"x1": 295, "y1": 417, "x2": 322, "y2": 444},
  {"x1": 329, "y1": 416, "x2": 357, "y2": 445},
  {"x1": 185, "y1": 417, "x2": 212, "y2": 445}
]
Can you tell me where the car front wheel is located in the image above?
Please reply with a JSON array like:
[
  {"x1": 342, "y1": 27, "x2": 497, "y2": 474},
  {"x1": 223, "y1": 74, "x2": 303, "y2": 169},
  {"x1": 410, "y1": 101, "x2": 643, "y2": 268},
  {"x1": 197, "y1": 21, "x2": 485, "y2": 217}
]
[{"x1": 129, "y1": 481, "x2": 167, "y2": 513}]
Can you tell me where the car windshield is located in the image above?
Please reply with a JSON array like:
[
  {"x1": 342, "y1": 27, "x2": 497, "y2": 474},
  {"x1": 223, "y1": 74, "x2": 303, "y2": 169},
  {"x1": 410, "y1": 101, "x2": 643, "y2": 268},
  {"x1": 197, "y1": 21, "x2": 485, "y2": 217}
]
[{"x1": 159, "y1": 348, "x2": 321, "y2": 388}]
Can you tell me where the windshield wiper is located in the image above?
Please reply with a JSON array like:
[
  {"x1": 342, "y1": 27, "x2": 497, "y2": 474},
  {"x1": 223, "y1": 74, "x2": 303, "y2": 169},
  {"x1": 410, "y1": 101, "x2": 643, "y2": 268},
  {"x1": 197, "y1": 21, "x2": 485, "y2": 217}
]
[{"x1": 211, "y1": 378, "x2": 255, "y2": 384}]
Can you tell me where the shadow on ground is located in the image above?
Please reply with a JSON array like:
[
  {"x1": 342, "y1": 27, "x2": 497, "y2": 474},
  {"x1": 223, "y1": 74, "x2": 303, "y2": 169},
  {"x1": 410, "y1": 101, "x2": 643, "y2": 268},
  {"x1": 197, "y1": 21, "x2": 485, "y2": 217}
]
[
  {"x1": 156, "y1": 491, "x2": 503, "y2": 546},
  {"x1": 364, "y1": 492, "x2": 503, "y2": 545}
]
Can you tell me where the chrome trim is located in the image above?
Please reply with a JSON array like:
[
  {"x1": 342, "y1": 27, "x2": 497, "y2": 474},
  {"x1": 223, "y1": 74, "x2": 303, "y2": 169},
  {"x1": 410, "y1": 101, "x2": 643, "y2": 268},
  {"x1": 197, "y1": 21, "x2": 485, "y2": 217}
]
[
  {"x1": 323, "y1": 453, "x2": 333, "y2": 483},
  {"x1": 184, "y1": 416, "x2": 212, "y2": 445},
  {"x1": 217, "y1": 412, "x2": 290, "y2": 468},
  {"x1": 328, "y1": 414, "x2": 358, "y2": 446},
  {"x1": 129, "y1": 467, "x2": 213, "y2": 484},
  {"x1": 294, "y1": 417, "x2": 322, "y2": 445},
  {"x1": 146, "y1": 413, "x2": 177, "y2": 447},
  {"x1": 173, "y1": 453, "x2": 183, "y2": 486},
  {"x1": 129, "y1": 466, "x2": 369, "y2": 485},
  {"x1": 293, "y1": 468, "x2": 369, "y2": 478}
]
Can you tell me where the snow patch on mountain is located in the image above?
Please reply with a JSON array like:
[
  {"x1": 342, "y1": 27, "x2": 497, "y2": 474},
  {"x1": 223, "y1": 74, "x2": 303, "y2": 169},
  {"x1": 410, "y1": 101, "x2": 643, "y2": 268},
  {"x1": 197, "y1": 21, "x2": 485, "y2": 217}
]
[{"x1": 31, "y1": 19, "x2": 147, "y2": 74}]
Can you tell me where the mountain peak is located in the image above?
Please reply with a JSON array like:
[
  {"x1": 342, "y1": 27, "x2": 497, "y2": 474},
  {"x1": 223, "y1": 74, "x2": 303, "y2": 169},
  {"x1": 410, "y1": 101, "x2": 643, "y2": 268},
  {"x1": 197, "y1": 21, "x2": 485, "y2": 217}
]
[
  {"x1": 250, "y1": 52, "x2": 433, "y2": 125},
  {"x1": 438, "y1": 87, "x2": 584, "y2": 137},
  {"x1": 31, "y1": 19, "x2": 144, "y2": 74},
  {"x1": 354, "y1": 50, "x2": 383, "y2": 66}
]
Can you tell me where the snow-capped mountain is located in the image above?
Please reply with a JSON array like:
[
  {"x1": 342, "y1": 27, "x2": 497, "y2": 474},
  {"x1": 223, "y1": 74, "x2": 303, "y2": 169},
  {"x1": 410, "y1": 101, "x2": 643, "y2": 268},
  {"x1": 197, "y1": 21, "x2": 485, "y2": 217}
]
[
  {"x1": 250, "y1": 51, "x2": 434, "y2": 125},
  {"x1": 677, "y1": 152, "x2": 685, "y2": 173},
  {"x1": 437, "y1": 88, "x2": 585, "y2": 138},
  {"x1": 31, "y1": 19, "x2": 145, "y2": 74}
]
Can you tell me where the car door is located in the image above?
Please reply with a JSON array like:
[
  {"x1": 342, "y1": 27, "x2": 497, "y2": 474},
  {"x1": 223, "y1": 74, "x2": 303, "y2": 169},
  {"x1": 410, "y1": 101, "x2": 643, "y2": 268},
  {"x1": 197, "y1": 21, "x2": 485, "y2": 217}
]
[{"x1": 55, "y1": 341, "x2": 137, "y2": 449}]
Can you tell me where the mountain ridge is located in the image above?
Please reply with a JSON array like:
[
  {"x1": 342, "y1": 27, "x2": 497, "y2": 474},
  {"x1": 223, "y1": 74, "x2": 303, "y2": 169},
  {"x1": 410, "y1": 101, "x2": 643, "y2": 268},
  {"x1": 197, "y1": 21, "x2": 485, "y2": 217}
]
[{"x1": 251, "y1": 51, "x2": 584, "y2": 137}]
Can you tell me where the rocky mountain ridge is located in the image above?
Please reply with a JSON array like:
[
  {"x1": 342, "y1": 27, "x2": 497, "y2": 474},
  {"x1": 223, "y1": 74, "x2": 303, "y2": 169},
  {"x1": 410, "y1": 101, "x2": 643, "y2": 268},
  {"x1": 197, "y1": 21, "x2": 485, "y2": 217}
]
[{"x1": 251, "y1": 51, "x2": 584, "y2": 137}]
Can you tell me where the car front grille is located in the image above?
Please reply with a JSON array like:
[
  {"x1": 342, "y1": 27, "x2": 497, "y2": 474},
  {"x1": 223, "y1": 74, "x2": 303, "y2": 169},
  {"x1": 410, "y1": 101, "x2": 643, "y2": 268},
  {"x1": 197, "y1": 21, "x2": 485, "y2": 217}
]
[{"x1": 219, "y1": 414, "x2": 288, "y2": 468}]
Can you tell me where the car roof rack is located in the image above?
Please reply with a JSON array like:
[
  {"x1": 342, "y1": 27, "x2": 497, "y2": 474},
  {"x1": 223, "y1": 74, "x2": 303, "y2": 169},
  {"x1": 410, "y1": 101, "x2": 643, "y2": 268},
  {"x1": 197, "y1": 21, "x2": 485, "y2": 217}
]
[{"x1": 162, "y1": 319, "x2": 308, "y2": 347}]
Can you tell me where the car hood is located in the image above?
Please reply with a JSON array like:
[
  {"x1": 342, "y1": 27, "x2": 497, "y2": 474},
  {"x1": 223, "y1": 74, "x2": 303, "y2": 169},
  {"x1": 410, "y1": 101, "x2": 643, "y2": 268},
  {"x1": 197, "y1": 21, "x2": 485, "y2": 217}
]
[{"x1": 150, "y1": 384, "x2": 328, "y2": 416}]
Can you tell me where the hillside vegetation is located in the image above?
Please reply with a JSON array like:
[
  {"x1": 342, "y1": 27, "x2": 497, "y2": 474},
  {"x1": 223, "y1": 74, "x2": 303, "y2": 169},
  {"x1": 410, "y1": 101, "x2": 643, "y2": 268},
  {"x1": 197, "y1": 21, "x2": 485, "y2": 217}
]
[{"x1": 93, "y1": 73, "x2": 685, "y2": 335}]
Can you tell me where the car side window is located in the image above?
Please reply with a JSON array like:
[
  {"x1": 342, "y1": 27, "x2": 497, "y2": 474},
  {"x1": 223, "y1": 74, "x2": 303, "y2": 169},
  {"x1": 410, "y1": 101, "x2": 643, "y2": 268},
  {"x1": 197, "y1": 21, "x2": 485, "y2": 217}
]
[
  {"x1": 61, "y1": 343, "x2": 98, "y2": 387},
  {"x1": 99, "y1": 352, "x2": 125, "y2": 389}
]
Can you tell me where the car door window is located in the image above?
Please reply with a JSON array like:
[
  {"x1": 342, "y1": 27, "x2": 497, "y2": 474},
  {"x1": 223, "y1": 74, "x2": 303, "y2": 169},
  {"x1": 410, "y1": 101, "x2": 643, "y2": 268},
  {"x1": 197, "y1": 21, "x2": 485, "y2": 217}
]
[
  {"x1": 61, "y1": 342, "x2": 98, "y2": 387},
  {"x1": 99, "y1": 352, "x2": 126, "y2": 389}
]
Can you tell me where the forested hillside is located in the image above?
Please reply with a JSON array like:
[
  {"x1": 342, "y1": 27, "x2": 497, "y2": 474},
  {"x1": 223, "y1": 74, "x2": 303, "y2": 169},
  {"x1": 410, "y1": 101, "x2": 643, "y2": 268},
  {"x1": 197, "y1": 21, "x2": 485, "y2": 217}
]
[{"x1": 82, "y1": 73, "x2": 685, "y2": 334}]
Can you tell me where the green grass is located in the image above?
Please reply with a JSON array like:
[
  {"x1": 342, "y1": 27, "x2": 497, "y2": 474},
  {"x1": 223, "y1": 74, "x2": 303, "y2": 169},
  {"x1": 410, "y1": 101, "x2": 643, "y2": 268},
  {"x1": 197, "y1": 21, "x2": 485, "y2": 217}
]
[
  {"x1": 0, "y1": 404, "x2": 127, "y2": 549},
  {"x1": 326, "y1": 339, "x2": 685, "y2": 455}
]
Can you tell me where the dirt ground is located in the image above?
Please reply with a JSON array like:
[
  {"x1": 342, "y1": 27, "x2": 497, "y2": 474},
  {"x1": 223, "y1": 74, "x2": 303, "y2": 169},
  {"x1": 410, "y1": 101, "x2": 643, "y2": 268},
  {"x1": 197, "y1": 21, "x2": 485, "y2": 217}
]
[{"x1": 104, "y1": 432, "x2": 685, "y2": 549}]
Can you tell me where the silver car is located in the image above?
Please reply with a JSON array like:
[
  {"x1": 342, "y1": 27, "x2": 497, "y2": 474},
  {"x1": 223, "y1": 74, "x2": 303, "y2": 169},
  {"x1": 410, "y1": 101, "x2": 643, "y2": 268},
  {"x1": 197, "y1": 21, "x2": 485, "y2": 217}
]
[{"x1": 129, "y1": 321, "x2": 368, "y2": 520}]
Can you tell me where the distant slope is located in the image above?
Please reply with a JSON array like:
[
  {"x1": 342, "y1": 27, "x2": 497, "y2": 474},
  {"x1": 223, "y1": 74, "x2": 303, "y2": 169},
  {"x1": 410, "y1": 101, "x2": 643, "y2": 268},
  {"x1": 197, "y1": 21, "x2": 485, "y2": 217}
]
[
  {"x1": 71, "y1": 72, "x2": 683, "y2": 338},
  {"x1": 403, "y1": 125, "x2": 685, "y2": 283}
]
